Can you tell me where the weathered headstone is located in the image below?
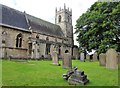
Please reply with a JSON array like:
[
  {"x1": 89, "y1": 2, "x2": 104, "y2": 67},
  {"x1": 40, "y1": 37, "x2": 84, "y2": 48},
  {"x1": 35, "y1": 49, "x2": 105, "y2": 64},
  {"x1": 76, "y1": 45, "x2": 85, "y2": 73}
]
[
  {"x1": 106, "y1": 49, "x2": 118, "y2": 69},
  {"x1": 93, "y1": 53, "x2": 98, "y2": 61},
  {"x1": 62, "y1": 50, "x2": 72, "y2": 69},
  {"x1": 73, "y1": 46, "x2": 79, "y2": 60},
  {"x1": 80, "y1": 53, "x2": 84, "y2": 62},
  {"x1": 86, "y1": 54, "x2": 90, "y2": 60},
  {"x1": 52, "y1": 51, "x2": 59, "y2": 65},
  {"x1": 99, "y1": 53, "x2": 106, "y2": 66}
]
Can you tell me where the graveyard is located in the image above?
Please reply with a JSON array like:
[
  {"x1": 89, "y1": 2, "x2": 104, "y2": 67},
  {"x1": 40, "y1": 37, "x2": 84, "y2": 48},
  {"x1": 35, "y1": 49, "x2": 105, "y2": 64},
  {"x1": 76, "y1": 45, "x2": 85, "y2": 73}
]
[
  {"x1": 1, "y1": 59, "x2": 118, "y2": 86},
  {"x1": 0, "y1": 2, "x2": 120, "y2": 87}
]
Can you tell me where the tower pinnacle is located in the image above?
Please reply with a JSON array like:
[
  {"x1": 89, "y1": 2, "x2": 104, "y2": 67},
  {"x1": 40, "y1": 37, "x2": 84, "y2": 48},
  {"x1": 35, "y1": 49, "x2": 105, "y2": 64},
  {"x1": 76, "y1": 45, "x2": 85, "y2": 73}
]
[{"x1": 64, "y1": 3, "x2": 66, "y2": 9}]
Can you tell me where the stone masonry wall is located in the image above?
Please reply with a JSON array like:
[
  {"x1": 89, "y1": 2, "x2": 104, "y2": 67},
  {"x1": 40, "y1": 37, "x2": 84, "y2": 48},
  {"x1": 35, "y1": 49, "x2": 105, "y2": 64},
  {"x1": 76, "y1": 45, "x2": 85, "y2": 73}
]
[{"x1": 1, "y1": 27, "x2": 31, "y2": 58}]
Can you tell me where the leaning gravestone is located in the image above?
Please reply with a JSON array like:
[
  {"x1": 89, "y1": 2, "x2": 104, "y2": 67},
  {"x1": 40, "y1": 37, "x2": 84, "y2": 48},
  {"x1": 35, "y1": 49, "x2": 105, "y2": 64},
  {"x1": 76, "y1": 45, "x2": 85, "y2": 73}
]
[
  {"x1": 63, "y1": 50, "x2": 72, "y2": 69},
  {"x1": 99, "y1": 53, "x2": 106, "y2": 66},
  {"x1": 52, "y1": 51, "x2": 59, "y2": 65},
  {"x1": 93, "y1": 53, "x2": 98, "y2": 61},
  {"x1": 106, "y1": 49, "x2": 118, "y2": 69}
]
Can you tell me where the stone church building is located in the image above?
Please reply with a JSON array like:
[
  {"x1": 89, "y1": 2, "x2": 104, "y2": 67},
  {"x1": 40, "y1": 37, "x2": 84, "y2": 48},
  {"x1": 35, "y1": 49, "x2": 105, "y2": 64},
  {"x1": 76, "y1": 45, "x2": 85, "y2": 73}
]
[{"x1": 0, "y1": 4, "x2": 79, "y2": 59}]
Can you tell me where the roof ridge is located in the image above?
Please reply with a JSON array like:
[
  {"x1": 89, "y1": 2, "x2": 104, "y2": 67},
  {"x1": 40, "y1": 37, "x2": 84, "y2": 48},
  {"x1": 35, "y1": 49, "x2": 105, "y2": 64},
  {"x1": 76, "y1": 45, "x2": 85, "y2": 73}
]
[
  {"x1": 26, "y1": 14, "x2": 59, "y2": 28},
  {"x1": 0, "y1": 4, "x2": 24, "y2": 15},
  {"x1": 0, "y1": 4, "x2": 64, "y2": 37}
]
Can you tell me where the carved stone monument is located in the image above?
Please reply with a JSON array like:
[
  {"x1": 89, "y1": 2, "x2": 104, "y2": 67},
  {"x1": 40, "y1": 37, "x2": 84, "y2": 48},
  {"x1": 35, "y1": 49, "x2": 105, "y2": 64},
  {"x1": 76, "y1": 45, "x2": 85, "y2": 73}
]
[
  {"x1": 106, "y1": 49, "x2": 118, "y2": 69},
  {"x1": 99, "y1": 53, "x2": 106, "y2": 66},
  {"x1": 63, "y1": 67, "x2": 89, "y2": 85},
  {"x1": 68, "y1": 70, "x2": 89, "y2": 85},
  {"x1": 62, "y1": 50, "x2": 72, "y2": 69}
]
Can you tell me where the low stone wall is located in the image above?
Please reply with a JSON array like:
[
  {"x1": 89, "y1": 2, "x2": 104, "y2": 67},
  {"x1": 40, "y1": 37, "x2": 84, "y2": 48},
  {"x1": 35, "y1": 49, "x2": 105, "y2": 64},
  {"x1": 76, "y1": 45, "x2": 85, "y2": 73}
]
[{"x1": 2, "y1": 47, "x2": 28, "y2": 59}]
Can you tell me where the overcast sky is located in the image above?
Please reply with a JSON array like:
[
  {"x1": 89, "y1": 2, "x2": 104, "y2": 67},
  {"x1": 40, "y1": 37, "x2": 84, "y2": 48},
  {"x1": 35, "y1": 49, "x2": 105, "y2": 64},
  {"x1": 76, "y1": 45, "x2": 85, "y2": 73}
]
[{"x1": 0, "y1": 0, "x2": 98, "y2": 46}]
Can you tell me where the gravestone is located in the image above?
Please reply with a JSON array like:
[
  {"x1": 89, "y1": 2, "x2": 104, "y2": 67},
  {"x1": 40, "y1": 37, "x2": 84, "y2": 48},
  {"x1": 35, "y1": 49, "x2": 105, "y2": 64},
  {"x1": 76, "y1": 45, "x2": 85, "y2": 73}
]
[
  {"x1": 62, "y1": 50, "x2": 72, "y2": 69},
  {"x1": 52, "y1": 46, "x2": 59, "y2": 65},
  {"x1": 52, "y1": 51, "x2": 59, "y2": 65},
  {"x1": 93, "y1": 53, "x2": 98, "y2": 61},
  {"x1": 106, "y1": 49, "x2": 118, "y2": 69},
  {"x1": 63, "y1": 66, "x2": 78, "y2": 80},
  {"x1": 117, "y1": 52, "x2": 120, "y2": 64},
  {"x1": 80, "y1": 53, "x2": 84, "y2": 62},
  {"x1": 63, "y1": 67, "x2": 89, "y2": 85},
  {"x1": 99, "y1": 53, "x2": 106, "y2": 66},
  {"x1": 73, "y1": 46, "x2": 79, "y2": 60},
  {"x1": 68, "y1": 70, "x2": 89, "y2": 85},
  {"x1": 86, "y1": 54, "x2": 90, "y2": 60}
]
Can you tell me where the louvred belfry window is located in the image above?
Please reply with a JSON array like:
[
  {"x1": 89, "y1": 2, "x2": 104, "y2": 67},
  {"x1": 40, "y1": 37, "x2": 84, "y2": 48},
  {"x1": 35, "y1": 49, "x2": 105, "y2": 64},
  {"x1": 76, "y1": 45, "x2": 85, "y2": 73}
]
[{"x1": 58, "y1": 15, "x2": 61, "y2": 23}]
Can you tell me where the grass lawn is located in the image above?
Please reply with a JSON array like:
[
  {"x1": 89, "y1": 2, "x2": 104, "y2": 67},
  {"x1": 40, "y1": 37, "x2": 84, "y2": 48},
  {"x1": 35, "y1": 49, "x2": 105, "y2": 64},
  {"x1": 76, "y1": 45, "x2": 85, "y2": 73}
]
[{"x1": 1, "y1": 59, "x2": 119, "y2": 86}]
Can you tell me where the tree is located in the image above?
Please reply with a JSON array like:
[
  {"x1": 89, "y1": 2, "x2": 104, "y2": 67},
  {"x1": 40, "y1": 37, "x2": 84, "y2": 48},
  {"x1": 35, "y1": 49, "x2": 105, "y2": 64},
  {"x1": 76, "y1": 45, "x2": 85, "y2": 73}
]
[{"x1": 75, "y1": 2, "x2": 120, "y2": 54}]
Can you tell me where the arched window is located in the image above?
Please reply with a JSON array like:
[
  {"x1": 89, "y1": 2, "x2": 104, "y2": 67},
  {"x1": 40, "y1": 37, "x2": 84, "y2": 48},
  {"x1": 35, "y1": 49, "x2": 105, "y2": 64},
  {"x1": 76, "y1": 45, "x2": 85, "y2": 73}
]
[
  {"x1": 16, "y1": 33, "x2": 22, "y2": 48},
  {"x1": 46, "y1": 37, "x2": 50, "y2": 55},
  {"x1": 58, "y1": 15, "x2": 61, "y2": 23},
  {"x1": 58, "y1": 45, "x2": 61, "y2": 55},
  {"x1": 46, "y1": 44, "x2": 51, "y2": 55}
]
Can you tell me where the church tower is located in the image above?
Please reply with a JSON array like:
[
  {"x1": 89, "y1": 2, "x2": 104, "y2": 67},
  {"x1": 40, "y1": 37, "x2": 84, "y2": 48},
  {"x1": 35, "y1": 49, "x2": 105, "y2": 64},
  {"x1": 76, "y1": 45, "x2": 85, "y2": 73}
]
[{"x1": 55, "y1": 4, "x2": 73, "y2": 45}]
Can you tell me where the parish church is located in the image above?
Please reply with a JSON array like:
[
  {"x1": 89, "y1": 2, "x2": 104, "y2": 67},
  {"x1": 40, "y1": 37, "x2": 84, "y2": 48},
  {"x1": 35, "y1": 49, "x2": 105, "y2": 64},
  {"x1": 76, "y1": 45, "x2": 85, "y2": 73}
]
[{"x1": 0, "y1": 4, "x2": 79, "y2": 59}]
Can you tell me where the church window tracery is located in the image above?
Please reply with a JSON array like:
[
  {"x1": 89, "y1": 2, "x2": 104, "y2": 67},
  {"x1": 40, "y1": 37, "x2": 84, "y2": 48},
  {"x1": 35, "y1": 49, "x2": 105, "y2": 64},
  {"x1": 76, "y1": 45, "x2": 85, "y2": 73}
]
[{"x1": 16, "y1": 33, "x2": 22, "y2": 48}]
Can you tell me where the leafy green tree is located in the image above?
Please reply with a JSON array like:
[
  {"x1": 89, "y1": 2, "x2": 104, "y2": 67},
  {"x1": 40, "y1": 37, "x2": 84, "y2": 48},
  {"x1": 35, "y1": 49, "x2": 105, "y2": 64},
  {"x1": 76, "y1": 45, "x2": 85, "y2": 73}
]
[{"x1": 75, "y1": 2, "x2": 120, "y2": 54}]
